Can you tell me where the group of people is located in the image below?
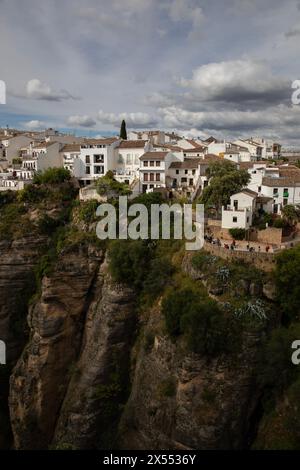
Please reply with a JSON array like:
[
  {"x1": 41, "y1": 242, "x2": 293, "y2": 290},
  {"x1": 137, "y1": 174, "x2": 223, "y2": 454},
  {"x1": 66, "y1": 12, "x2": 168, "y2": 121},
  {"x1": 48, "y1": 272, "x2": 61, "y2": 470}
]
[{"x1": 204, "y1": 234, "x2": 271, "y2": 253}]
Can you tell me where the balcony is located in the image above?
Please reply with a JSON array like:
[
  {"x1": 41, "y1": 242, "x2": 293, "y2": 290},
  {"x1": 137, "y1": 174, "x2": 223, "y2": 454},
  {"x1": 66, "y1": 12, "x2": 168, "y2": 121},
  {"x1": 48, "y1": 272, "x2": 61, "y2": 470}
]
[
  {"x1": 273, "y1": 193, "x2": 279, "y2": 198},
  {"x1": 283, "y1": 191, "x2": 289, "y2": 198}
]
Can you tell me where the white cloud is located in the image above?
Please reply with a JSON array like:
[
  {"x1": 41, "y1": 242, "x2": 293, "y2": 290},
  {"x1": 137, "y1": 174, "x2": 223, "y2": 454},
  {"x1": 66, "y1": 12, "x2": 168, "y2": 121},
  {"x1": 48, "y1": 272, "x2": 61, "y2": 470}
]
[
  {"x1": 23, "y1": 120, "x2": 46, "y2": 130},
  {"x1": 97, "y1": 110, "x2": 157, "y2": 128},
  {"x1": 26, "y1": 79, "x2": 77, "y2": 102},
  {"x1": 179, "y1": 60, "x2": 289, "y2": 105},
  {"x1": 67, "y1": 115, "x2": 96, "y2": 127}
]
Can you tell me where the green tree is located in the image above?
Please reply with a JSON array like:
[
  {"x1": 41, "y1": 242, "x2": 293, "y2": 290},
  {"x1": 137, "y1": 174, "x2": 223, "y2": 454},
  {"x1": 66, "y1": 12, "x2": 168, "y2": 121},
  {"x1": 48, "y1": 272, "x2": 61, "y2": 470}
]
[
  {"x1": 120, "y1": 119, "x2": 127, "y2": 140},
  {"x1": 199, "y1": 162, "x2": 250, "y2": 215},
  {"x1": 275, "y1": 245, "x2": 300, "y2": 320},
  {"x1": 281, "y1": 205, "x2": 300, "y2": 226}
]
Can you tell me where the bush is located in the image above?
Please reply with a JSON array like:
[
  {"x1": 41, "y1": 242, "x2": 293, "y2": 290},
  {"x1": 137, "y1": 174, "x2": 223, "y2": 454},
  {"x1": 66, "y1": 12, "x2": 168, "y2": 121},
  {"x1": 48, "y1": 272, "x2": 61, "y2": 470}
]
[
  {"x1": 33, "y1": 168, "x2": 71, "y2": 185},
  {"x1": 143, "y1": 257, "x2": 174, "y2": 296},
  {"x1": 273, "y1": 218, "x2": 285, "y2": 229},
  {"x1": 162, "y1": 287, "x2": 227, "y2": 356},
  {"x1": 78, "y1": 200, "x2": 99, "y2": 223},
  {"x1": 229, "y1": 228, "x2": 246, "y2": 240},
  {"x1": 275, "y1": 245, "x2": 300, "y2": 321},
  {"x1": 96, "y1": 173, "x2": 131, "y2": 197},
  {"x1": 181, "y1": 299, "x2": 227, "y2": 356},
  {"x1": 37, "y1": 214, "x2": 60, "y2": 235},
  {"x1": 162, "y1": 288, "x2": 198, "y2": 336},
  {"x1": 108, "y1": 240, "x2": 151, "y2": 289},
  {"x1": 18, "y1": 184, "x2": 47, "y2": 203}
]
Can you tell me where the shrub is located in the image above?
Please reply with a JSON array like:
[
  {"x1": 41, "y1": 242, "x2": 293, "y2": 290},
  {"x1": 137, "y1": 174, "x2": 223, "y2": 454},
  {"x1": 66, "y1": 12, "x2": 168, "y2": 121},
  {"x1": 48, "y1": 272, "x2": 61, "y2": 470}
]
[
  {"x1": 33, "y1": 168, "x2": 71, "y2": 185},
  {"x1": 37, "y1": 214, "x2": 60, "y2": 235},
  {"x1": 96, "y1": 173, "x2": 131, "y2": 197},
  {"x1": 229, "y1": 228, "x2": 246, "y2": 240},
  {"x1": 143, "y1": 257, "x2": 174, "y2": 296},
  {"x1": 273, "y1": 218, "x2": 285, "y2": 229},
  {"x1": 162, "y1": 288, "x2": 198, "y2": 336},
  {"x1": 275, "y1": 245, "x2": 300, "y2": 321},
  {"x1": 18, "y1": 184, "x2": 47, "y2": 203},
  {"x1": 180, "y1": 299, "x2": 227, "y2": 356},
  {"x1": 78, "y1": 200, "x2": 99, "y2": 223},
  {"x1": 108, "y1": 240, "x2": 151, "y2": 289}
]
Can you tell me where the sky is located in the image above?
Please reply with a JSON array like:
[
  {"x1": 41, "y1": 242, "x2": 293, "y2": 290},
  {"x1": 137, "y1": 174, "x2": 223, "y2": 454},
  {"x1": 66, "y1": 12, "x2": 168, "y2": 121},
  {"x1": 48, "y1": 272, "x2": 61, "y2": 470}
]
[{"x1": 1, "y1": 0, "x2": 300, "y2": 144}]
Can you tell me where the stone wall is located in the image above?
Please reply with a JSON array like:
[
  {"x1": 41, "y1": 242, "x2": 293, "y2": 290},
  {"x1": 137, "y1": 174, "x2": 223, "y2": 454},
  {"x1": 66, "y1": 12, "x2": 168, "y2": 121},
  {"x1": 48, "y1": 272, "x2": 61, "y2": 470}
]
[{"x1": 203, "y1": 242, "x2": 276, "y2": 272}]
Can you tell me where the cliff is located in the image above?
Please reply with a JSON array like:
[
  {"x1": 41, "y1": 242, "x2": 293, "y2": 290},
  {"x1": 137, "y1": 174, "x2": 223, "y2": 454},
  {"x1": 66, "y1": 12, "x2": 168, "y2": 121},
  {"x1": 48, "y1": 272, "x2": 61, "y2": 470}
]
[{"x1": 0, "y1": 187, "x2": 297, "y2": 450}]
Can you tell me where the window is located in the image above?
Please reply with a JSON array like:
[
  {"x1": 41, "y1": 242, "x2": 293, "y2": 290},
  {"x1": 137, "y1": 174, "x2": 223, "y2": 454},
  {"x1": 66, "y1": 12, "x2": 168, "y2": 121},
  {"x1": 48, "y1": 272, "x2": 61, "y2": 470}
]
[
  {"x1": 85, "y1": 166, "x2": 90, "y2": 174},
  {"x1": 181, "y1": 177, "x2": 187, "y2": 183},
  {"x1": 192, "y1": 169, "x2": 196, "y2": 175},
  {"x1": 156, "y1": 173, "x2": 160, "y2": 181},
  {"x1": 156, "y1": 161, "x2": 160, "y2": 167},
  {"x1": 85, "y1": 155, "x2": 90, "y2": 164},
  {"x1": 118, "y1": 155, "x2": 124, "y2": 164},
  {"x1": 258, "y1": 186, "x2": 261, "y2": 193},
  {"x1": 185, "y1": 169, "x2": 188, "y2": 174},
  {"x1": 273, "y1": 188, "x2": 278, "y2": 195},
  {"x1": 144, "y1": 173, "x2": 148, "y2": 181},
  {"x1": 94, "y1": 166, "x2": 103, "y2": 175},
  {"x1": 233, "y1": 216, "x2": 237, "y2": 222},
  {"x1": 126, "y1": 154, "x2": 132, "y2": 164},
  {"x1": 233, "y1": 200, "x2": 238, "y2": 210},
  {"x1": 150, "y1": 173, "x2": 154, "y2": 181},
  {"x1": 150, "y1": 161, "x2": 154, "y2": 166},
  {"x1": 94, "y1": 154, "x2": 104, "y2": 163},
  {"x1": 247, "y1": 217, "x2": 249, "y2": 223},
  {"x1": 144, "y1": 161, "x2": 148, "y2": 167},
  {"x1": 176, "y1": 169, "x2": 179, "y2": 174}
]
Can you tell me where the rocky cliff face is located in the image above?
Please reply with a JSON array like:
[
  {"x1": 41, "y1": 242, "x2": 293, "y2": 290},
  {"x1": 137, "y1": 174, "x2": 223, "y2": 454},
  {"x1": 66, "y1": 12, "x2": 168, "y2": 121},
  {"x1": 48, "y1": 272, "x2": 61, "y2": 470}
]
[
  {"x1": 0, "y1": 222, "x2": 283, "y2": 450},
  {"x1": 0, "y1": 235, "x2": 48, "y2": 449},
  {"x1": 119, "y1": 308, "x2": 264, "y2": 450},
  {"x1": 9, "y1": 245, "x2": 136, "y2": 450}
]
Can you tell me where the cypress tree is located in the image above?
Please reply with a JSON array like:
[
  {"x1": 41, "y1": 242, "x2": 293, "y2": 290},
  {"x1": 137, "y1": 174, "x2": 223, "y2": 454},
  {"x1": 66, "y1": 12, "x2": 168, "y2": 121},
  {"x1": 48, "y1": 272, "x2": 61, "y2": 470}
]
[{"x1": 120, "y1": 119, "x2": 127, "y2": 140}]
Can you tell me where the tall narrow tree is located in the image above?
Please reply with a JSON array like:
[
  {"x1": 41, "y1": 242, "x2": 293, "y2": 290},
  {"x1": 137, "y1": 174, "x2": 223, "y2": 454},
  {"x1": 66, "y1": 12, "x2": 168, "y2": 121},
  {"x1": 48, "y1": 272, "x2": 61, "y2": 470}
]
[{"x1": 120, "y1": 119, "x2": 127, "y2": 140}]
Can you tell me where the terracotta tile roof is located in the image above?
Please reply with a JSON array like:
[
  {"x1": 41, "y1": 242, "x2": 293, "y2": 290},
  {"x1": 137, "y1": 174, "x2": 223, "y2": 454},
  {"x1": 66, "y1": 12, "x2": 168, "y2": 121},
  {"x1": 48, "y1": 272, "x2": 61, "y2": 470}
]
[
  {"x1": 61, "y1": 144, "x2": 81, "y2": 153},
  {"x1": 118, "y1": 140, "x2": 147, "y2": 148},
  {"x1": 262, "y1": 176, "x2": 300, "y2": 187},
  {"x1": 239, "y1": 188, "x2": 258, "y2": 197},
  {"x1": 140, "y1": 151, "x2": 168, "y2": 161},
  {"x1": 169, "y1": 160, "x2": 199, "y2": 169},
  {"x1": 82, "y1": 137, "x2": 118, "y2": 145},
  {"x1": 183, "y1": 146, "x2": 206, "y2": 153}
]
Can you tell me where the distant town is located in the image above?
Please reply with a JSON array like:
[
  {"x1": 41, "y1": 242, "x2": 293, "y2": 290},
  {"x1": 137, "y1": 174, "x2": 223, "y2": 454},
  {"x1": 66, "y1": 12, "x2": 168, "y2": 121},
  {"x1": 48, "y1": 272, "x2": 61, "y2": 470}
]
[{"x1": 1, "y1": 124, "x2": 300, "y2": 255}]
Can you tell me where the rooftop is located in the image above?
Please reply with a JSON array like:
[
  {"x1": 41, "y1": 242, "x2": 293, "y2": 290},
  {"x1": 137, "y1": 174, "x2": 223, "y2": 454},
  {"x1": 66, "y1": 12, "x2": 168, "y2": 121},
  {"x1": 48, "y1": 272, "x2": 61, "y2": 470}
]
[{"x1": 140, "y1": 151, "x2": 168, "y2": 161}]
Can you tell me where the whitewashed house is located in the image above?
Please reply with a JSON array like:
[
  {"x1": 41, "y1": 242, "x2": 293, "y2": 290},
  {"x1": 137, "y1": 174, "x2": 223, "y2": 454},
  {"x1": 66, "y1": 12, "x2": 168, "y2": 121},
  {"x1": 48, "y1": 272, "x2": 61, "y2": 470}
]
[
  {"x1": 60, "y1": 144, "x2": 81, "y2": 174},
  {"x1": 222, "y1": 189, "x2": 258, "y2": 230},
  {"x1": 1, "y1": 135, "x2": 34, "y2": 162},
  {"x1": 114, "y1": 140, "x2": 151, "y2": 184},
  {"x1": 139, "y1": 151, "x2": 179, "y2": 192},
  {"x1": 73, "y1": 138, "x2": 119, "y2": 185}
]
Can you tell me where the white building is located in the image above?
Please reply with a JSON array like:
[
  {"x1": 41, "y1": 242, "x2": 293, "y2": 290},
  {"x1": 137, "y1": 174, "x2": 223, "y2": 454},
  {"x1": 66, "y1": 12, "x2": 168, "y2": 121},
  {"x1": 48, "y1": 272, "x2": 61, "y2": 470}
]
[
  {"x1": 60, "y1": 144, "x2": 81, "y2": 173},
  {"x1": 73, "y1": 138, "x2": 119, "y2": 185},
  {"x1": 167, "y1": 160, "x2": 200, "y2": 195},
  {"x1": 222, "y1": 189, "x2": 258, "y2": 230},
  {"x1": 21, "y1": 141, "x2": 63, "y2": 172},
  {"x1": 114, "y1": 140, "x2": 151, "y2": 184},
  {"x1": 1, "y1": 135, "x2": 34, "y2": 162},
  {"x1": 139, "y1": 151, "x2": 178, "y2": 192}
]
